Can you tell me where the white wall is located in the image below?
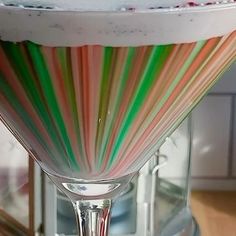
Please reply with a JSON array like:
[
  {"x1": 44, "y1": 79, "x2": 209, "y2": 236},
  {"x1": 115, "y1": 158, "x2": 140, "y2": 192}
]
[{"x1": 191, "y1": 63, "x2": 236, "y2": 190}]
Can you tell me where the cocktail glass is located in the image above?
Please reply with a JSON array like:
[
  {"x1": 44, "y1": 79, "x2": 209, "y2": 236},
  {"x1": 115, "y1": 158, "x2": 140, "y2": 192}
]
[{"x1": 0, "y1": 1, "x2": 235, "y2": 235}]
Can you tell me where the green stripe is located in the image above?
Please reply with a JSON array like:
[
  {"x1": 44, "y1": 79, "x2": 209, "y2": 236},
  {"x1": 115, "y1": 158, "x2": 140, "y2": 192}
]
[
  {"x1": 0, "y1": 72, "x2": 65, "y2": 167},
  {"x1": 138, "y1": 40, "x2": 206, "y2": 134},
  {"x1": 97, "y1": 47, "x2": 136, "y2": 169},
  {"x1": 126, "y1": 41, "x2": 207, "y2": 170},
  {"x1": 27, "y1": 42, "x2": 79, "y2": 171},
  {"x1": 96, "y1": 47, "x2": 114, "y2": 157},
  {"x1": 108, "y1": 45, "x2": 173, "y2": 167},
  {"x1": 57, "y1": 48, "x2": 85, "y2": 166},
  {"x1": 1, "y1": 42, "x2": 69, "y2": 164}
]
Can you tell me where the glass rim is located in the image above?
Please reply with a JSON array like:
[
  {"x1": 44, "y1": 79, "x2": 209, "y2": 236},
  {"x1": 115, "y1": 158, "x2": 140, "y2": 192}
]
[{"x1": 0, "y1": 1, "x2": 235, "y2": 14}]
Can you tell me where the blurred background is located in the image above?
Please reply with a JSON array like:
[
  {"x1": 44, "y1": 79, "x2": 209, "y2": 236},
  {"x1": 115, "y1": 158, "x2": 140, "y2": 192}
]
[{"x1": 191, "y1": 62, "x2": 236, "y2": 190}]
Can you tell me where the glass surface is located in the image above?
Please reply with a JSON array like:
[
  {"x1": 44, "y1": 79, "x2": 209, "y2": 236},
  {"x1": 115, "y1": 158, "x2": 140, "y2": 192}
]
[
  {"x1": 0, "y1": 121, "x2": 29, "y2": 229},
  {"x1": 0, "y1": 36, "x2": 235, "y2": 180},
  {"x1": 0, "y1": 2, "x2": 235, "y2": 236}
]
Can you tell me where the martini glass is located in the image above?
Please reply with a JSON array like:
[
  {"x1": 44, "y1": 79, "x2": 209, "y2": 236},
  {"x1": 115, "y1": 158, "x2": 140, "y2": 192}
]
[{"x1": 0, "y1": 1, "x2": 235, "y2": 235}]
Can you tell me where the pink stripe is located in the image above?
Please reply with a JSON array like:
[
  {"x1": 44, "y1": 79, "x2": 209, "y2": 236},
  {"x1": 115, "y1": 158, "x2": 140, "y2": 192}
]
[
  {"x1": 42, "y1": 47, "x2": 85, "y2": 172},
  {"x1": 0, "y1": 47, "x2": 60, "y2": 159},
  {"x1": 109, "y1": 33, "x2": 236, "y2": 177}
]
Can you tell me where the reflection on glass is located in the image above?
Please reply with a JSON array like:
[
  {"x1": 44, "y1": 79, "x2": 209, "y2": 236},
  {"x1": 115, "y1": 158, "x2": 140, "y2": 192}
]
[
  {"x1": 56, "y1": 178, "x2": 138, "y2": 235},
  {"x1": 0, "y1": 121, "x2": 29, "y2": 228},
  {"x1": 156, "y1": 118, "x2": 192, "y2": 235},
  {"x1": 55, "y1": 119, "x2": 193, "y2": 236}
]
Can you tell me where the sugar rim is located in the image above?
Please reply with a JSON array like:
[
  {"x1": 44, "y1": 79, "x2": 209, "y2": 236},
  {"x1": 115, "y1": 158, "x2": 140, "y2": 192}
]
[{"x1": 0, "y1": 0, "x2": 235, "y2": 12}]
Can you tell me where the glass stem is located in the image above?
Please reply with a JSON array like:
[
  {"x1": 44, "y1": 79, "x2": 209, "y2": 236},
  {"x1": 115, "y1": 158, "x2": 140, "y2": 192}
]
[{"x1": 73, "y1": 199, "x2": 112, "y2": 236}]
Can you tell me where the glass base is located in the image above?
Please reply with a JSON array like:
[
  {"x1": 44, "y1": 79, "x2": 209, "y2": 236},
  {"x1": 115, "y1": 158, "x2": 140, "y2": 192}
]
[
  {"x1": 170, "y1": 217, "x2": 200, "y2": 236},
  {"x1": 48, "y1": 172, "x2": 136, "y2": 236},
  {"x1": 57, "y1": 196, "x2": 200, "y2": 236},
  {"x1": 160, "y1": 208, "x2": 200, "y2": 236},
  {"x1": 56, "y1": 175, "x2": 201, "y2": 236}
]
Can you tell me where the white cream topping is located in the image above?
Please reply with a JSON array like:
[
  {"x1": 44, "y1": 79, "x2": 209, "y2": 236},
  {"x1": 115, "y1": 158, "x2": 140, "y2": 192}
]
[
  {"x1": 0, "y1": 0, "x2": 235, "y2": 11},
  {"x1": 0, "y1": 2, "x2": 235, "y2": 46}
]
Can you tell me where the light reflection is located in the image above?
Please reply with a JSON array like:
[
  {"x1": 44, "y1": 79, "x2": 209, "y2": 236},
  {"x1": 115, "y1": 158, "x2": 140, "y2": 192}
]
[{"x1": 199, "y1": 145, "x2": 212, "y2": 155}]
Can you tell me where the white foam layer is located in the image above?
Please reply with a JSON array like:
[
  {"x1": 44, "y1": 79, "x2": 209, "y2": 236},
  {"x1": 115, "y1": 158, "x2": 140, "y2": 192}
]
[
  {"x1": 0, "y1": 3, "x2": 236, "y2": 46},
  {"x1": 1, "y1": 0, "x2": 233, "y2": 11}
]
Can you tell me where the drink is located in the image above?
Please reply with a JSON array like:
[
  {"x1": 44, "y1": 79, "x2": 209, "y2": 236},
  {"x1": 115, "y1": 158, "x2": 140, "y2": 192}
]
[
  {"x1": 0, "y1": 2, "x2": 235, "y2": 235},
  {"x1": 0, "y1": 35, "x2": 235, "y2": 180}
]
